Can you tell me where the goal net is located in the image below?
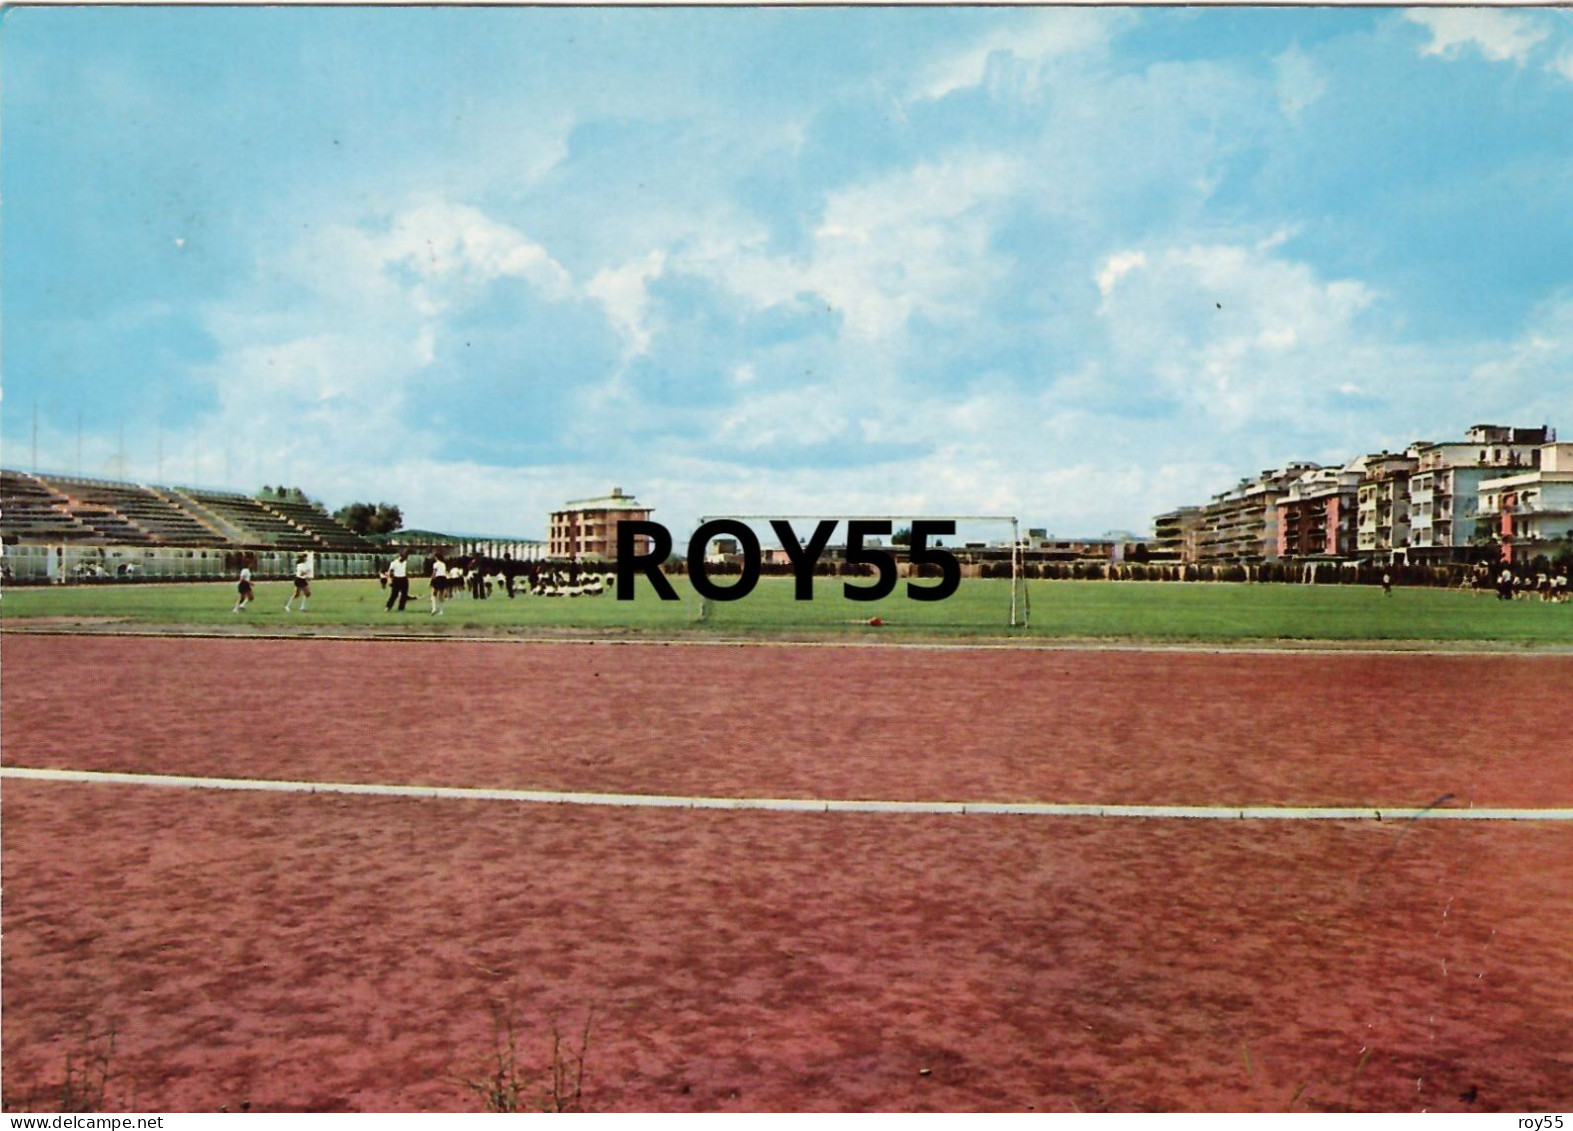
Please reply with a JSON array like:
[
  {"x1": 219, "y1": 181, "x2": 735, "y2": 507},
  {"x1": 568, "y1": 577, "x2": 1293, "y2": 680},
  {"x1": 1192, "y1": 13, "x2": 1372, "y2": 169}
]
[{"x1": 683, "y1": 514, "x2": 1028, "y2": 632}]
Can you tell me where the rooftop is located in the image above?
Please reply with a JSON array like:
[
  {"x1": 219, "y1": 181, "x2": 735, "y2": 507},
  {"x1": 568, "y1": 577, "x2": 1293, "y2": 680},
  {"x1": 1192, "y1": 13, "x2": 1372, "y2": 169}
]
[{"x1": 555, "y1": 486, "x2": 650, "y2": 513}]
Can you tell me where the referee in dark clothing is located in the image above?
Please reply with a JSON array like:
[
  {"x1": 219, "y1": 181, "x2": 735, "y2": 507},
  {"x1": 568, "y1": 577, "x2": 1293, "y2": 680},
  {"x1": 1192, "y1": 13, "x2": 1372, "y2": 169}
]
[{"x1": 386, "y1": 549, "x2": 412, "y2": 611}]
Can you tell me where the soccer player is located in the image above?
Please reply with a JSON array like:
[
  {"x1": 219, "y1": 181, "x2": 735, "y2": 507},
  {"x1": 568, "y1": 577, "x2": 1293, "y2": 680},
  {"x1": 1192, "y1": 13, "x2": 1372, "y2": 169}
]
[
  {"x1": 429, "y1": 552, "x2": 448, "y2": 615},
  {"x1": 285, "y1": 552, "x2": 313, "y2": 612},
  {"x1": 232, "y1": 564, "x2": 254, "y2": 613}
]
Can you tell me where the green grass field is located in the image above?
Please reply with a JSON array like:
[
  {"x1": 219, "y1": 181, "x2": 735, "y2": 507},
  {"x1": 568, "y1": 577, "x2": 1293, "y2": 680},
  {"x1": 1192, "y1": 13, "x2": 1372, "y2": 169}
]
[{"x1": 4, "y1": 576, "x2": 1572, "y2": 645}]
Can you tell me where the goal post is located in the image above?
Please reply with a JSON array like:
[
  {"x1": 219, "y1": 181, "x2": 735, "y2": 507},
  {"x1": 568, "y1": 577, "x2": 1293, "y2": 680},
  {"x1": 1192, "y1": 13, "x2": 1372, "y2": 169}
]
[{"x1": 685, "y1": 513, "x2": 1028, "y2": 630}]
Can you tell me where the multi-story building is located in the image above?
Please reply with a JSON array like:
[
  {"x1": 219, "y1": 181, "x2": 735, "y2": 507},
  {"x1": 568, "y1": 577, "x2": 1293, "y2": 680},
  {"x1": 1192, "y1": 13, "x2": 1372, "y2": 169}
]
[
  {"x1": 547, "y1": 487, "x2": 654, "y2": 561},
  {"x1": 1276, "y1": 459, "x2": 1365, "y2": 560},
  {"x1": 1477, "y1": 442, "x2": 1573, "y2": 564},
  {"x1": 1356, "y1": 451, "x2": 1419, "y2": 562},
  {"x1": 1408, "y1": 425, "x2": 1555, "y2": 562},
  {"x1": 1151, "y1": 506, "x2": 1203, "y2": 564},
  {"x1": 1195, "y1": 464, "x2": 1317, "y2": 564}
]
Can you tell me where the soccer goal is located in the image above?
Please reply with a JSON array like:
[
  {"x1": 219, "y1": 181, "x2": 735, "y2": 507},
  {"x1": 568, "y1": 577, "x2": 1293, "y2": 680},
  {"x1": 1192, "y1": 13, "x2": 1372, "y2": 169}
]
[{"x1": 684, "y1": 514, "x2": 1029, "y2": 631}]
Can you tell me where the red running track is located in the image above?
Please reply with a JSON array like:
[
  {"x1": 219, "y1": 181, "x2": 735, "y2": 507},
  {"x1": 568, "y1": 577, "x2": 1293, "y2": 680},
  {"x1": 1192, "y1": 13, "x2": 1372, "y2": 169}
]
[{"x1": 3, "y1": 635, "x2": 1571, "y2": 1111}]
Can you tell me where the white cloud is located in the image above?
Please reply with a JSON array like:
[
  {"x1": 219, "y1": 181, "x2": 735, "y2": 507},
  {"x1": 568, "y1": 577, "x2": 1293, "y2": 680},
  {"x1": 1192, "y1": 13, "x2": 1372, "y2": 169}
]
[
  {"x1": 1254, "y1": 229, "x2": 1297, "y2": 253},
  {"x1": 1551, "y1": 48, "x2": 1573, "y2": 83},
  {"x1": 689, "y1": 154, "x2": 1019, "y2": 348},
  {"x1": 1405, "y1": 9, "x2": 1550, "y2": 66},
  {"x1": 1464, "y1": 295, "x2": 1573, "y2": 423},
  {"x1": 171, "y1": 198, "x2": 597, "y2": 530},
  {"x1": 915, "y1": 9, "x2": 1125, "y2": 101},
  {"x1": 710, "y1": 385, "x2": 853, "y2": 451},
  {"x1": 377, "y1": 201, "x2": 572, "y2": 300},
  {"x1": 586, "y1": 250, "x2": 667, "y2": 359},
  {"x1": 807, "y1": 156, "x2": 1018, "y2": 340},
  {"x1": 1094, "y1": 239, "x2": 1381, "y2": 428},
  {"x1": 1273, "y1": 44, "x2": 1328, "y2": 120},
  {"x1": 1096, "y1": 250, "x2": 1148, "y2": 298}
]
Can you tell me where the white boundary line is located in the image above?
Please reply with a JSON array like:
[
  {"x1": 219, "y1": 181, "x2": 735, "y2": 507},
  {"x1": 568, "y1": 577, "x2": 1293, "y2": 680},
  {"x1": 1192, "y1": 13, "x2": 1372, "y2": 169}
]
[{"x1": 4, "y1": 766, "x2": 1570, "y2": 821}]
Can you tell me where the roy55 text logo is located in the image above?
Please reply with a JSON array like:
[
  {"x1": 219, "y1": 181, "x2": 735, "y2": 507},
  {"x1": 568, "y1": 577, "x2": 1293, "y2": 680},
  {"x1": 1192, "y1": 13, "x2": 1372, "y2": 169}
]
[{"x1": 614, "y1": 518, "x2": 961, "y2": 603}]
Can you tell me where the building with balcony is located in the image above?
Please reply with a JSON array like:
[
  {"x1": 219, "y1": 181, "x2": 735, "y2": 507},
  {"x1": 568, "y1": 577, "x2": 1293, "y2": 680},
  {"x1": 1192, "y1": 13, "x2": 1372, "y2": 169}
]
[
  {"x1": 1151, "y1": 506, "x2": 1203, "y2": 564},
  {"x1": 1356, "y1": 451, "x2": 1419, "y2": 562},
  {"x1": 1408, "y1": 425, "x2": 1554, "y2": 561},
  {"x1": 1195, "y1": 464, "x2": 1318, "y2": 564},
  {"x1": 1276, "y1": 459, "x2": 1365, "y2": 560},
  {"x1": 547, "y1": 487, "x2": 654, "y2": 561},
  {"x1": 1478, "y1": 443, "x2": 1573, "y2": 564}
]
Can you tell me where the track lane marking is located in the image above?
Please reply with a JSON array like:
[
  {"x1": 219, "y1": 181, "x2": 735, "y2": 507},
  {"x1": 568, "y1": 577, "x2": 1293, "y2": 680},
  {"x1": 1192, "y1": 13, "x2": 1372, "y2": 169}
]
[{"x1": 4, "y1": 766, "x2": 1570, "y2": 821}]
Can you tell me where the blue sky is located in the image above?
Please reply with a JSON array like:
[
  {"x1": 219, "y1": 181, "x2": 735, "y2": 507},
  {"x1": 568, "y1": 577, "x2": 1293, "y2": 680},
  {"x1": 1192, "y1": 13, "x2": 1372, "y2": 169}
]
[{"x1": 4, "y1": 6, "x2": 1571, "y2": 538}]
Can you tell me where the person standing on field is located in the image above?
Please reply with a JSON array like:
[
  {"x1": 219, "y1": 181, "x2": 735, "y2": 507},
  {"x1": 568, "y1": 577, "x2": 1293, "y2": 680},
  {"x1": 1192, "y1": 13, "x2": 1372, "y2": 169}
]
[
  {"x1": 285, "y1": 552, "x2": 313, "y2": 612},
  {"x1": 429, "y1": 552, "x2": 448, "y2": 616},
  {"x1": 385, "y1": 549, "x2": 411, "y2": 612},
  {"x1": 232, "y1": 564, "x2": 254, "y2": 613}
]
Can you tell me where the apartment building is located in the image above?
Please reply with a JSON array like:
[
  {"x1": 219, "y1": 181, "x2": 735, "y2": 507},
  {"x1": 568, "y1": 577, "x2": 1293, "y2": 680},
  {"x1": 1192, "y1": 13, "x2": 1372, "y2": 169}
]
[
  {"x1": 1151, "y1": 506, "x2": 1203, "y2": 564},
  {"x1": 1276, "y1": 459, "x2": 1364, "y2": 559},
  {"x1": 1478, "y1": 442, "x2": 1573, "y2": 564},
  {"x1": 1408, "y1": 425, "x2": 1555, "y2": 562},
  {"x1": 1195, "y1": 464, "x2": 1318, "y2": 564},
  {"x1": 1356, "y1": 451, "x2": 1419, "y2": 562},
  {"x1": 547, "y1": 487, "x2": 654, "y2": 561}
]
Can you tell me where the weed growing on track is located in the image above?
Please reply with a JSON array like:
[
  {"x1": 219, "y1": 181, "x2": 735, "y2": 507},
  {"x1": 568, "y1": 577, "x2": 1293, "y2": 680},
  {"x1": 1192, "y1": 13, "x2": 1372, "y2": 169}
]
[
  {"x1": 541, "y1": 1013, "x2": 594, "y2": 1113},
  {"x1": 1, "y1": 1024, "x2": 118, "y2": 1113},
  {"x1": 1237, "y1": 1039, "x2": 1384, "y2": 1113},
  {"x1": 1347, "y1": 1045, "x2": 1375, "y2": 1111},
  {"x1": 461, "y1": 998, "x2": 594, "y2": 1113},
  {"x1": 1239, "y1": 1039, "x2": 1312, "y2": 1112}
]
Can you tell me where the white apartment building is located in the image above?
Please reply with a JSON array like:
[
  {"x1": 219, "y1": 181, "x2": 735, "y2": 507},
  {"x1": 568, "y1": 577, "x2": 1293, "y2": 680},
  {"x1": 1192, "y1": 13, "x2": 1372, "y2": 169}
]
[
  {"x1": 1478, "y1": 442, "x2": 1573, "y2": 564},
  {"x1": 1408, "y1": 425, "x2": 1554, "y2": 562},
  {"x1": 1356, "y1": 451, "x2": 1418, "y2": 562}
]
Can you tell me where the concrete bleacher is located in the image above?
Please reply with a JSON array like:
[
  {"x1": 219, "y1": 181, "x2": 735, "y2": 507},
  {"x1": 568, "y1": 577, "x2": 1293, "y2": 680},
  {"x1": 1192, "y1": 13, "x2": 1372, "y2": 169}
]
[
  {"x1": 40, "y1": 475, "x2": 221, "y2": 547},
  {"x1": 2, "y1": 470, "x2": 390, "y2": 584},
  {"x1": 2, "y1": 472, "x2": 371, "y2": 553},
  {"x1": 0, "y1": 470, "x2": 92, "y2": 543},
  {"x1": 264, "y1": 499, "x2": 374, "y2": 551},
  {"x1": 175, "y1": 488, "x2": 320, "y2": 549}
]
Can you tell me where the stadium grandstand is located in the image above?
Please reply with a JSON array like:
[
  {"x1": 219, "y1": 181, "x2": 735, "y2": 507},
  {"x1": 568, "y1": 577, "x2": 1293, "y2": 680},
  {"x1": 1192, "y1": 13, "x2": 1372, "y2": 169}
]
[{"x1": 1, "y1": 469, "x2": 381, "y2": 583}]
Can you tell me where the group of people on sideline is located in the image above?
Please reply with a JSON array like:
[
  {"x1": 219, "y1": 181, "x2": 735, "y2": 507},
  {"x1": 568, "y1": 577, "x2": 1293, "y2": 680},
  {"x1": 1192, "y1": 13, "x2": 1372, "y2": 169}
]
[
  {"x1": 230, "y1": 553, "x2": 1570, "y2": 612},
  {"x1": 1491, "y1": 564, "x2": 1572, "y2": 602},
  {"x1": 382, "y1": 553, "x2": 611, "y2": 614},
  {"x1": 229, "y1": 550, "x2": 612, "y2": 615}
]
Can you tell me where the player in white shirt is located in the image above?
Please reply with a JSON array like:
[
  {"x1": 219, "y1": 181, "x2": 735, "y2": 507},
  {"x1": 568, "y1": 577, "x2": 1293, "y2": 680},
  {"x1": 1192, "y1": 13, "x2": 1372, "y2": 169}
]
[
  {"x1": 285, "y1": 552, "x2": 314, "y2": 612},
  {"x1": 232, "y1": 564, "x2": 254, "y2": 613},
  {"x1": 429, "y1": 553, "x2": 448, "y2": 616},
  {"x1": 385, "y1": 549, "x2": 411, "y2": 612}
]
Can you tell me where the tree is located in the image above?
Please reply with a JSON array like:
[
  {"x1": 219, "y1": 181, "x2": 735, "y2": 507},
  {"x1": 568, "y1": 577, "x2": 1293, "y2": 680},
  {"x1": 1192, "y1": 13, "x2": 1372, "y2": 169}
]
[
  {"x1": 334, "y1": 502, "x2": 376, "y2": 534},
  {"x1": 371, "y1": 503, "x2": 403, "y2": 535},
  {"x1": 892, "y1": 526, "x2": 912, "y2": 546},
  {"x1": 334, "y1": 501, "x2": 403, "y2": 536}
]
